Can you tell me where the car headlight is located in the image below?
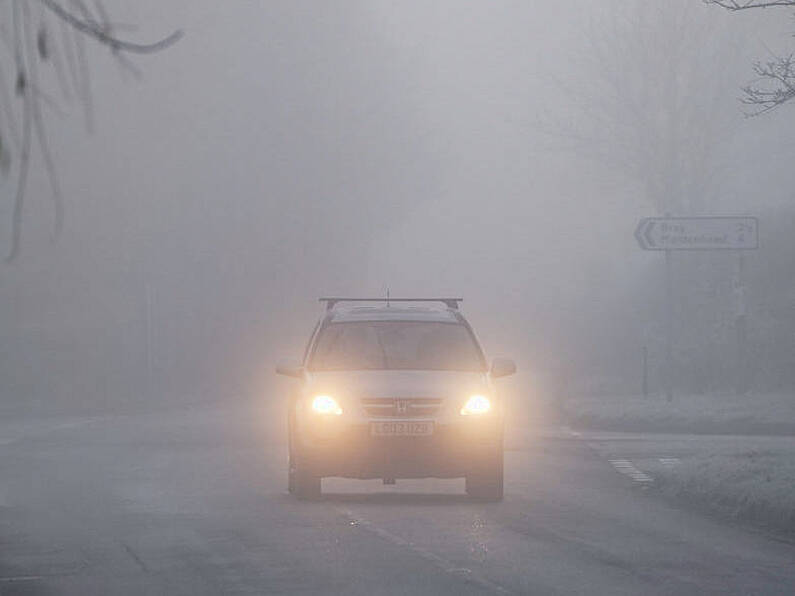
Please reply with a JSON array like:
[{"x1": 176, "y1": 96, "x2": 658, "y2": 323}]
[
  {"x1": 311, "y1": 395, "x2": 343, "y2": 415},
  {"x1": 460, "y1": 394, "x2": 491, "y2": 416}
]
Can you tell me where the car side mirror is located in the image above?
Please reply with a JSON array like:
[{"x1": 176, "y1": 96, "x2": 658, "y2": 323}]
[
  {"x1": 276, "y1": 362, "x2": 304, "y2": 378},
  {"x1": 490, "y1": 358, "x2": 516, "y2": 378}
]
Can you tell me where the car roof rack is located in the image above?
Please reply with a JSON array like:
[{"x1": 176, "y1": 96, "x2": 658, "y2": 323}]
[{"x1": 319, "y1": 297, "x2": 462, "y2": 311}]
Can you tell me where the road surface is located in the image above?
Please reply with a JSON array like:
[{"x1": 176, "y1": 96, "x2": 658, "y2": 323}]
[{"x1": 0, "y1": 402, "x2": 793, "y2": 595}]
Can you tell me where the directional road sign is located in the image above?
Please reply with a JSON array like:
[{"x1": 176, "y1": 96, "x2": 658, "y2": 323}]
[{"x1": 635, "y1": 217, "x2": 758, "y2": 251}]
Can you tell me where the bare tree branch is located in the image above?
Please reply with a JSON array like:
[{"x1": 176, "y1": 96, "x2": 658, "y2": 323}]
[
  {"x1": 0, "y1": 57, "x2": 21, "y2": 150},
  {"x1": 741, "y1": 55, "x2": 795, "y2": 114},
  {"x1": 39, "y1": 0, "x2": 182, "y2": 54},
  {"x1": 706, "y1": 1, "x2": 795, "y2": 9},
  {"x1": 549, "y1": 1, "x2": 744, "y2": 215},
  {"x1": 9, "y1": 1, "x2": 34, "y2": 262},
  {"x1": 23, "y1": 0, "x2": 64, "y2": 240},
  {"x1": 0, "y1": 0, "x2": 182, "y2": 260},
  {"x1": 47, "y1": 21, "x2": 76, "y2": 101},
  {"x1": 59, "y1": 15, "x2": 80, "y2": 101},
  {"x1": 72, "y1": 20, "x2": 94, "y2": 132},
  {"x1": 705, "y1": 0, "x2": 795, "y2": 113}
]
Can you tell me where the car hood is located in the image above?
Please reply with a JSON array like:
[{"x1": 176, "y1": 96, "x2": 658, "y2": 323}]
[{"x1": 305, "y1": 369, "x2": 489, "y2": 399}]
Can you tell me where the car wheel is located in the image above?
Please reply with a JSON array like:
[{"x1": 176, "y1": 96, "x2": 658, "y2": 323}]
[
  {"x1": 293, "y1": 460, "x2": 321, "y2": 500},
  {"x1": 287, "y1": 412, "x2": 295, "y2": 494},
  {"x1": 289, "y1": 413, "x2": 321, "y2": 500},
  {"x1": 466, "y1": 446, "x2": 504, "y2": 502}
]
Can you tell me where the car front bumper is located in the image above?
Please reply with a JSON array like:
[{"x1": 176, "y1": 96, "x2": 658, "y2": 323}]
[{"x1": 298, "y1": 418, "x2": 502, "y2": 479}]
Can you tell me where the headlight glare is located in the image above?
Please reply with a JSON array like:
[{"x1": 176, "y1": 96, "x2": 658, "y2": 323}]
[
  {"x1": 311, "y1": 394, "x2": 343, "y2": 415},
  {"x1": 460, "y1": 394, "x2": 491, "y2": 416}
]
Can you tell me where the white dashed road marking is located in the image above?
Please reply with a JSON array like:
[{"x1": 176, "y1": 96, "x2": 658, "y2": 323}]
[
  {"x1": 609, "y1": 459, "x2": 654, "y2": 483},
  {"x1": 337, "y1": 507, "x2": 512, "y2": 595},
  {"x1": 0, "y1": 576, "x2": 45, "y2": 583},
  {"x1": 0, "y1": 418, "x2": 101, "y2": 447},
  {"x1": 659, "y1": 458, "x2": 680, "y2": 467}
]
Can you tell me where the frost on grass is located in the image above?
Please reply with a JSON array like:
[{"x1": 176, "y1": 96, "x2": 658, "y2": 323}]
[
  {"x1": 656, "y1": 441, "x2": 795, "y2": 532},
  {"x1": 565, "y1": 393, "x2": 795, "y2": 434}
]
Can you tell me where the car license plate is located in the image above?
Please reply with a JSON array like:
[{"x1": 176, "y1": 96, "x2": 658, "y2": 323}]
[{"x1": 371, "y1": 421, "x2": 434, "y2": 437}]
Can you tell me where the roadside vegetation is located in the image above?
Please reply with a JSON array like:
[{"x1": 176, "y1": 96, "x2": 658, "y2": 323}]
[
  {"x1": 566, "y1": 393, "x2": 795, "y2": 534},
  {"x1": 653, "y1": 439, "x2": 795, "y2": 534},
  {"x1": 564, "y1": 393, "x2": 795, "y2": 435}
]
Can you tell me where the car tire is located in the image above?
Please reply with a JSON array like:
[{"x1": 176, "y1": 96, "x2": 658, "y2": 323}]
[
  {"x1": 288, "y1": 411, "x2": 322, "y2": 500},
  {"x1": 287, "y1": 411, "x2": 295, "y2": 494},
  {"x1": 293, "y1": 461, "x2": 321, "y2": 500},
  {"x1": 466, "y1": 446, "x2": 504, "y2": 502}
]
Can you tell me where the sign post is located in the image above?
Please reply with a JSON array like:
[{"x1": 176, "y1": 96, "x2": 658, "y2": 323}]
[
  {"x1": 665, "y1": 248, "x2": 673, "y2": 401},
  {"x1": 635, "y1": 216, "x2": 758, "y2": 398},
  {"x1": 734, "y1": 251, "x2": 748, "y2": 395}
]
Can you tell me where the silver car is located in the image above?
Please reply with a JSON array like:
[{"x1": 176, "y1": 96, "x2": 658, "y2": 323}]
[{"x1": 277, "y1": 298, "x2": 516, "y2": 501}]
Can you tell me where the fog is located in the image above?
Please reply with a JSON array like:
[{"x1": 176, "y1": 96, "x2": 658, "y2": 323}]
[
  {"x1": 5, "y1": 3, "x2": 795, "y2": 593},
  {"x1": 2, "y1": 0, "x2": 793, "y2": 411}
]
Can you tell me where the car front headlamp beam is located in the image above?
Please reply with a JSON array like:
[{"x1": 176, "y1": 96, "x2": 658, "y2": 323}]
[
  {"x1": 311, "y1": 395, "x2": 343, "y2": 415},
  {"x1": 460, "y1": 394, "x2": 491, "y2": 416}
]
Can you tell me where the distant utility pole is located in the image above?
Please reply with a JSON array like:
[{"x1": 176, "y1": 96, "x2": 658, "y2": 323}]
[
  {"x1": 635, "y1": 216, "x2": 758, "y2": 400},
  {"x1": 665, "y1": 249, "x2": 673, "y2": 402},
  {"x1": 734, "y1": 252, "x2": 748, "y2": 395},
  {"x1": 146, "y1": 283, "x2": 154, "y2": 397}
]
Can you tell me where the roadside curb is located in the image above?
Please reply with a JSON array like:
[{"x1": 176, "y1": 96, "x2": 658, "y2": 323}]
[{"x1": 566, "y1": 418, "x2": 795, "y2": 437}]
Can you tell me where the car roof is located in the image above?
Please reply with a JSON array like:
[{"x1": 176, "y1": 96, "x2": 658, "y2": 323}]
[{"x1": 327, "y1": 306, "x2": 461, "y2": 324}]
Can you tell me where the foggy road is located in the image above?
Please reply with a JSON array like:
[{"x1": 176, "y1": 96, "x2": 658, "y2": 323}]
[
  {"x1": 1, "y1": 403, "x2": 793, "y2": 596},
  {"x1": 4, "y1": 1, "x2": 795, "y2": 594}
]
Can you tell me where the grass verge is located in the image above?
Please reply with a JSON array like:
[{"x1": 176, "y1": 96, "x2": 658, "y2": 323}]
[
  {"x1": 650, "y1": 441, "x2": 795, "y2": 534},
  {"x1": 565, "y1": 393, "x2": 795, "y2": 435}
]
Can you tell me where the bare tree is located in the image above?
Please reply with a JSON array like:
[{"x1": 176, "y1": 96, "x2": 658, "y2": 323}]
[
  {"x1": 706, "y1": 0, "x2": 795, "y2": 114},
  {"x1": 0, "y1": 1, "x2": 181, "y2": 261},
  {"x1": 544, "y1": 1, "x2": 768, "y2": 395},
  {"x1": 548, "y1": 0, "x2": 744, "y2": 215}
]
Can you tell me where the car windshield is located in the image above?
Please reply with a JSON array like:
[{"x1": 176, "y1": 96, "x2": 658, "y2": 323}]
[{"x1": 309, "y1": 321, "x2": 485, "y2": 371}]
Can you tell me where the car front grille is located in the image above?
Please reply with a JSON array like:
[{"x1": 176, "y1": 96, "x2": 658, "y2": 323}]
[{"x1": 361, "y1": 397, "x2": 443, "y2": 418}]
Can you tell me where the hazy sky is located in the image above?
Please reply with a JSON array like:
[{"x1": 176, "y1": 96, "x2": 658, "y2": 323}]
[{"x1": 1, "y1": 0, "x2": 791, "y2": 407}]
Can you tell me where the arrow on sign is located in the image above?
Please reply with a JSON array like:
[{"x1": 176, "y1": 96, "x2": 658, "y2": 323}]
[{"x1": 635, "y1": 219, "x2": 656, "y2": 249}]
